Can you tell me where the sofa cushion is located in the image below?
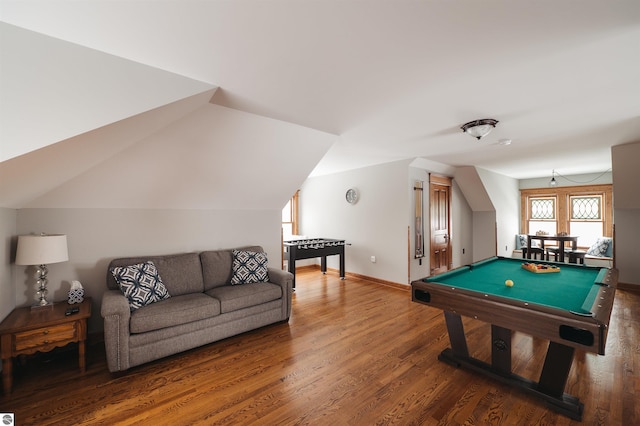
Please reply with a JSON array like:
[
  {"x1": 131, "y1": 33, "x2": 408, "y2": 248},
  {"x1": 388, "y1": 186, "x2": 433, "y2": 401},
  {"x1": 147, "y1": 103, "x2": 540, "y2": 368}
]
[
  {"x1": 200, "y1": 246, "x2": 264, "y2": 290},
  {"x1": 130, "y1": 293, "x2": 221, "y2": 334},
  {"x1": 587, "y1": 237, "x2": 612, "y2": 257},
  {"x1": 516, "y1": 234, "x2": 540, "y2": 249},
  {"x1": 108, "y1": 253, "x2": 204, "y2": 296},
  {"x1": 206, "y1": 282, "x2": 282, "y2": 313},
  {"x1": 231, "y1": 249, "x2": 270, "y2": 285},
  {"x1": 111, "y1": 261, "x2": 171, "y2": 311}
]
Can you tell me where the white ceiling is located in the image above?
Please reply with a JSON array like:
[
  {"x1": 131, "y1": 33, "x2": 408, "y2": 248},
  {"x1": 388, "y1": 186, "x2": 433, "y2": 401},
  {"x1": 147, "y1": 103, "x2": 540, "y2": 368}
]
[{"x1": 2, "y1": 0, "x2": 640, "y2": 179}]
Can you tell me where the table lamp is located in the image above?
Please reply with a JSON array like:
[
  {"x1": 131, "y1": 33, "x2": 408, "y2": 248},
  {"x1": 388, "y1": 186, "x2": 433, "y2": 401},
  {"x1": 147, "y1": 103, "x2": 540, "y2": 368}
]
[{"x1": 16, "y1": 234, "x2": 69, "y2": 308}]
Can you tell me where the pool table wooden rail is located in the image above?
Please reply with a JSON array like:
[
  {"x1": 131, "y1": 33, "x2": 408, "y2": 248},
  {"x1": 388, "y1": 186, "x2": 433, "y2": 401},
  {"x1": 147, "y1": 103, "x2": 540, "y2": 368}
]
[{"x1": 411, "y1": 266, "x2": 618, "y2": 354}]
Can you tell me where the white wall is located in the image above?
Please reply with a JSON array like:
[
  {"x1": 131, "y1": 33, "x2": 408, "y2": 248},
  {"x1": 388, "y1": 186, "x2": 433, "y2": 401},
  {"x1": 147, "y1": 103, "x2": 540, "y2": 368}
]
[
  {"x1": 300, "y1": 160, "x2": 476, "y2": 285},
  {"x1": 451, "y1": 180, "x2": 473, "y2": 267},
  {"x1": 0, "y1": 208, "x2": 17, "y2": 321},
  {"x1": 454, "y1": 167, "x2": 523, "y2": 261},
  {"x1": 611, "y1": 209, "x2": 640, "y2": 286},
  {"x1": 300, "y1": 160, "x2": 412, "y2": 285},
  {"x1": 611, "y1": 143, "x2": 640, "y2": 210},
  {"x1": 471, "y1": 212, "x2": 496, "y2": 261},
  {"x1": 612, "y1": 142, "x2": 640, "y2": 286},
  {"x1": 476, "y1": 168, "x2": 520, "y2": 257},
  {"x1": 15, "y1": 208, "x2": 282, "y2": 332},
  {"x1": 454, "y1": 167, "x2": 497, "y2": 262}
]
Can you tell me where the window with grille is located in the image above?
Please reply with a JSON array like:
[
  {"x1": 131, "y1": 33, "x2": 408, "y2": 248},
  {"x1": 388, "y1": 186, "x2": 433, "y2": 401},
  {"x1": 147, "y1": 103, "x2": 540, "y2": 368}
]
[
  {"x1": 528, "y1": 197, "x2": 557, "y2": 235},
  {"x1": 570, "y1": 195, "x2": 604, "y2": 246},
  {"x1": 531, "y1": 198, "x2": 555, "y2": 219},
  {"x1": 520, "y1": 185, "x2": 612, "y2": 251},
  {"x1": 571, "y1": 196, "x2": 601, "y2": 220}
]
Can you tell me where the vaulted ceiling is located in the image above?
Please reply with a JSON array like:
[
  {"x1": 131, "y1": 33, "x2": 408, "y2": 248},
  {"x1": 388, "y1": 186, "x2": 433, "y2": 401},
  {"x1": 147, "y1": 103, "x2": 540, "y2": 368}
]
[{"x1": 1, "y1": 1, "x2": 640, "y2": 209}]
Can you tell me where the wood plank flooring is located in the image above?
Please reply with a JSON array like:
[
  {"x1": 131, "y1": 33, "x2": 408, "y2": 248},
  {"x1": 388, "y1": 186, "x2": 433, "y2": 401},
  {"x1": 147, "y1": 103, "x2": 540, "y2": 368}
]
[{"x1": 1, "y1": 267, "x2": 639, "y2": 425}]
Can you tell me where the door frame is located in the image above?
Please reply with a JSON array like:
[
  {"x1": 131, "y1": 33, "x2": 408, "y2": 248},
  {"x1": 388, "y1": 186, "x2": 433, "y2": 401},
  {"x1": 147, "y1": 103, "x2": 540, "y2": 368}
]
[{"x1": 429, "y1": 174, "x2": 452, "y2": 275}]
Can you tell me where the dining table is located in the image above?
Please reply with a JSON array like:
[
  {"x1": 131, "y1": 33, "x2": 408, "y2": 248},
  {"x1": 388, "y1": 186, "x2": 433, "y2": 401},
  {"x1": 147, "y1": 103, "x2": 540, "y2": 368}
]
[{"x1": 527, "y1": 234, "x2": 579, "y2": 263}]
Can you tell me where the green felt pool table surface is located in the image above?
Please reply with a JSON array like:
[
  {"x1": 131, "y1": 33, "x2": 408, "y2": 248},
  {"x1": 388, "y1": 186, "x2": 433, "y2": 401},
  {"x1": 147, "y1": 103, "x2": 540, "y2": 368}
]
[{"x1": 425, "y1": 256, "x2": 607, "y2": 314}]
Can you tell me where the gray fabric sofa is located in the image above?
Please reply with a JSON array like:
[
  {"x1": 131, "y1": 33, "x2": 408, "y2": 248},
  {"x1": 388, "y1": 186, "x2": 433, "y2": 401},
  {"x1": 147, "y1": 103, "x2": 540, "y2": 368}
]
[{"x1": 100, "y1": 246, "x2": 293, "y2": 372}]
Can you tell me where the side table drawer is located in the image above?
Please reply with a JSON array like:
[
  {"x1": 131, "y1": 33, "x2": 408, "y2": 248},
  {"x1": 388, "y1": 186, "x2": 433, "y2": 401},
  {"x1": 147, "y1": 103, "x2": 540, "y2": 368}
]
[{"x1": 14, "y1": 322, "x2": 78, "y2": 352}]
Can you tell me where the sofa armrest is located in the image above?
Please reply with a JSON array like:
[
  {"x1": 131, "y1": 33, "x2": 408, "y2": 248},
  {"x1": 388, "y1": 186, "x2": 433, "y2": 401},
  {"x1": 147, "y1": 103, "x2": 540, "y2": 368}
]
[
  {"x1": 268, "y1": 267, "x2": 294, "y2": 319},
  {"x1": 100, "y1": 289, "x2": 132, "y2": 372}
]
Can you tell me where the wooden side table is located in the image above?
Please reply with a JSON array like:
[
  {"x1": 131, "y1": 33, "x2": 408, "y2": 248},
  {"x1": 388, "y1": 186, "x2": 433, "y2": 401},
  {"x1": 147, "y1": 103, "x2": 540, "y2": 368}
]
[{"x1": 0, "y1": 297, "x2": 91, "y2": 394}]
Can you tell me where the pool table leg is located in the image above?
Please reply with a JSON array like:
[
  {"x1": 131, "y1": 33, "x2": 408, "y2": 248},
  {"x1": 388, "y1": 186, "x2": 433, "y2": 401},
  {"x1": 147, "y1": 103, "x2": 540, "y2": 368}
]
[
  {"x1": 491, "y1": 325, "x2": 512, "y2": 374},
  {"x1": 437, "y1": 316, "x2": 583, "y2": 420},
  {"x1": 538, "y1": 341, "x2": 575, "y2": 398},
  {"x1": 442, "y1": 311, "x2": 469, "y2": 358}
]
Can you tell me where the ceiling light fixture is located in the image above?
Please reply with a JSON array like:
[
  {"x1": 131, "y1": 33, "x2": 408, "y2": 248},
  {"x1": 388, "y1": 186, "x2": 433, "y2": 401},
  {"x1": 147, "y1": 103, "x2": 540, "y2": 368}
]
[
  {"x1": 461, "y1": 118, "x2": 498, "y2": 140},
  {"x1": 549, "y1": 170, "x2": 558, "y2": 187}
]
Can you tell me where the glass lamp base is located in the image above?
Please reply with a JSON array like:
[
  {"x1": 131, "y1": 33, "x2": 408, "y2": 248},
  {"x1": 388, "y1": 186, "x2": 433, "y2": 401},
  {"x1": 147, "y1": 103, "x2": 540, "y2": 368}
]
[
  {"x1": 31, "y1": 301, "x2": 54, "y2": 310},
  {"x1": 31, "y1": 264, "x2": 54, "y2": 310}
]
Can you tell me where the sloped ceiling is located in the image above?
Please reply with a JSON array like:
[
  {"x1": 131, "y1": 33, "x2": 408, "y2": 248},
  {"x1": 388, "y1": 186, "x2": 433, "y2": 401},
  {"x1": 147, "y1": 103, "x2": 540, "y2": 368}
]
[
  {"x1": 0, "y1": 90, "x2": 216, "y2": 207},
  {"x1": 0, "y1": 22, "x2": 336, "y2": 209},
  {"x1": 19, "y1": 104, "x2": 337, "y2": 210},
  {"x1": 0, "y1": 23, "x2": 216, "y2": 161},
  {"x1": 2, "y1": 1, "x2": 640, "y2": 210}
]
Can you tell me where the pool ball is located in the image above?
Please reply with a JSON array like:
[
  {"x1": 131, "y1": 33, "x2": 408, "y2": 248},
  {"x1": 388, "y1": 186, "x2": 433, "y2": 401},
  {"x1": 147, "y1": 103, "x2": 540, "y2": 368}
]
[{"x1": 505, "y1": 279, "x2": 514, "y2": 287}]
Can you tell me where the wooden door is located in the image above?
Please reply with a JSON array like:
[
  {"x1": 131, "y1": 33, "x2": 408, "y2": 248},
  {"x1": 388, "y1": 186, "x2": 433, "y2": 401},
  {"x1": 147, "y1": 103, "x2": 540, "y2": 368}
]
[{"x1": 430, "y1": 175, "x2": 452, "y2": 275}]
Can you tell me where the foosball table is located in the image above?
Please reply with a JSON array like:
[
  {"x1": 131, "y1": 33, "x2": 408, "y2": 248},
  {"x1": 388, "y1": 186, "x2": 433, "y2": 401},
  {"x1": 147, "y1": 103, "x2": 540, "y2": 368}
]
[{"x1": 283, "y1": 238, "x2": 346, "y2": 288}]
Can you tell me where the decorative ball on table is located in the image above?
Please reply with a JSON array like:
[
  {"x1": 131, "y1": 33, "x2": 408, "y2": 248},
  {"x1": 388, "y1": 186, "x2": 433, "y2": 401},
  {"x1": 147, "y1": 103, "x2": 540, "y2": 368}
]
[{"x1": 505, "y1": 279, "x2": 514, "y2": 287}]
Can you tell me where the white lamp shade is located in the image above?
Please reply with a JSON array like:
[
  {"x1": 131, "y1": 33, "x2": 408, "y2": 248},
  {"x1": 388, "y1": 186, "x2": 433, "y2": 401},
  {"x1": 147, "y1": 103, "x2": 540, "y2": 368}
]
[{"x1": 15, "y1": 234, "x2": 69, "y2": 265}]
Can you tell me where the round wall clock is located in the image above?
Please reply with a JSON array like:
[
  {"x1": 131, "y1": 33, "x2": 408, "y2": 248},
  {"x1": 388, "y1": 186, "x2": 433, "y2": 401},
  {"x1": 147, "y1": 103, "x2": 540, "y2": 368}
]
[{"x1": 345, "y1": 188, "x2": 359, "y2": 204}]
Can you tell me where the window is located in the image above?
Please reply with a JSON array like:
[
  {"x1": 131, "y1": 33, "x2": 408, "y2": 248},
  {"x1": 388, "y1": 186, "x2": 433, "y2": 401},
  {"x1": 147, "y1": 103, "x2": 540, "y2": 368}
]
[
  {"x1": 521, "y1": 185, "x2": 612, "y2": 250},
  {"x1": 282, "y1": 190, "x2": 299, "y2": 240},
  {"x1": 528, "y1": 197, "x2": 557, "y2": 236},
  {"x1": 569, "y1": 195, "x2": 603, "y2": 247}
]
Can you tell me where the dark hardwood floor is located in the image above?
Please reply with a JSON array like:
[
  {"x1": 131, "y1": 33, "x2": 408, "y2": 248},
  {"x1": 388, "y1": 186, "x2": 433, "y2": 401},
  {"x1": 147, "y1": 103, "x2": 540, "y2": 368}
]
[{"x1": 1, "y1": 267, "x2": 638, "y2": 425}]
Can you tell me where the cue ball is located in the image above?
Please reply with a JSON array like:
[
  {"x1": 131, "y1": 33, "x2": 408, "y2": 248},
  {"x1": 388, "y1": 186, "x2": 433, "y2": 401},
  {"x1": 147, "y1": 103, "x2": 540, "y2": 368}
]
[{"x1": 505, "y1": 279, "x2": 514, "y2": 287}]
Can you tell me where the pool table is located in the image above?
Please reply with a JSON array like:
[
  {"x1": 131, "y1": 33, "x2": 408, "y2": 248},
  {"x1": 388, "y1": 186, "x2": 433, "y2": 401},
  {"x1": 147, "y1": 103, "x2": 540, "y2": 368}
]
[{"x1": 411, "y1": 256, "x2": 618, "y2": 420}]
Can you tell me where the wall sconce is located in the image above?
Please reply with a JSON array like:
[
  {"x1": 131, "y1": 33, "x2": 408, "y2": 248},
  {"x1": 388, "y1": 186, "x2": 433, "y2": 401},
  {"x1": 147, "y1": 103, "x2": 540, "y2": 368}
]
[{"x1": 461, "y1": 119, "x2": 498, "y2": 140}]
